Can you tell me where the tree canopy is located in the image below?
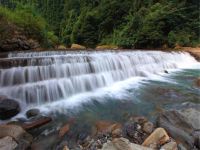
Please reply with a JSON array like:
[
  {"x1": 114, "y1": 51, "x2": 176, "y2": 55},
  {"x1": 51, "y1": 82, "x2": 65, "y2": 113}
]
[{"x1": 0, "y1": 0, "x2": 199, "y2": 48}]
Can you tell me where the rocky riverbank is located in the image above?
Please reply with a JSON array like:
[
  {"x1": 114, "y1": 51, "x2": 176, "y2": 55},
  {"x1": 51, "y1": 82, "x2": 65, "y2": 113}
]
[{"x1": 0, "y1": 102, "x2": 199, "y2": 150}]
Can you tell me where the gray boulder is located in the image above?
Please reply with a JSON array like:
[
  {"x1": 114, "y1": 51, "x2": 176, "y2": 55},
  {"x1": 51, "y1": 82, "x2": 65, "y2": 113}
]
[{"x1": 0, "y1": 98, "x2": 20, "y2": 120}]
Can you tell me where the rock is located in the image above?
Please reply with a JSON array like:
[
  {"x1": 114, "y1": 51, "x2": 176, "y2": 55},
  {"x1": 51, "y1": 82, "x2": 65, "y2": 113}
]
[
  {"x1": 0, "y1": 98, "x2": 20, "y2": 120},
  {"x1": 164, "y1": 70, "x2": 169, "y2": 74},
  {"x1": 96, "y1": 45, "x2": 119, "y2": 50},
  {"x1": 157, "y1": 108, "x2": 200, "y2": 149},
  {"x1": 26, "y1": 108, "x2": 40, "y2": 118},
  {"x1": 0, "y1": 136, "x2": 18, "y2": 150},
  {"x1": 142, "y1": 122, "x2": 154, "y2": 134},
  {"x1": 161, "y1": 141, "x2": 178, "y2": 150},
  {"x1": 112, "y1": 128, "x2": 122, "y2": 138},
  {"x1": 142, "y1": 128, "x2": 170, "y2": 148},
  {"x1": 101, "y1": 138, "x2": 153, "y2": 150},
  {"x1": 179, "y1": 108, "x2": 200, "y2": 130},
  {"x1": 195, "y1": 77, "x2": 200, "y2": 87},
  {"x1": 71, "y1": 44, "x2": 86, "y2": 50},
  {"x1": 123, "y1": 121, "x2": 146, "y2": 144},
  {"x1": 130, "y1": 116, "x2": 148, "y2": 125},
  {"x1": 63, "y1": 145, "x2": 69, "y2": 150},
  {"x1": 22, "y1": 116, "x2": 52, "y2": 130},
  {"x1": 95, "y1": 121, "x2": 122, "y2": 134},
  {"x1": 0, "y1": 125, "x2": 33, "y2": 149},
  {"x1": 177, "y1": 144, "x2": 187, "y2": 150},
  {"x1": 58, "y1": 45, "x2": 67, "y2": 50},
  {"x1": 193, "y1": 131, "x2": 200, "y2": 149},
  {"x1": 59, "y1": 123, "x2": 70, "y2": 138}
]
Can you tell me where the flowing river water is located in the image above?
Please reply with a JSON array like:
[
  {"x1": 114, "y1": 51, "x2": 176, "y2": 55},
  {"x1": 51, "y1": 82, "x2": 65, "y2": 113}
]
[{"x1": 0, "y1": 50, "x2": 200, "y2": 148}]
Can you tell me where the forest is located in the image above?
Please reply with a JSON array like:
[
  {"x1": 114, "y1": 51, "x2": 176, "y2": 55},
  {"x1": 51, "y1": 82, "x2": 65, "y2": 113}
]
[{"x1": 0, "y1": 0, "x2": 199, "y2": 49}]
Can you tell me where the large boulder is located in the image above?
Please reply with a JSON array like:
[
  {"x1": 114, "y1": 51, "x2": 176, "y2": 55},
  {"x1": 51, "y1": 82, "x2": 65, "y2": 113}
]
[
  {"x1": 0, "y1": 136, "x2": 18, "y2": 150},
  {"x1": 0, "y1": 125, "x2": 33, "y2": 149},
  {"x1": 157, "y1": 107, "x2": 200, "y2": 149},
  {"x1": 0, "y1": 98, "x2": 20, "y2": 120}
]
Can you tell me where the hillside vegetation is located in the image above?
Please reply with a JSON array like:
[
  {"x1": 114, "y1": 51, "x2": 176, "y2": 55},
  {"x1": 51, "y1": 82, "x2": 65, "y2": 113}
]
[{"x1": 0, "y1": 0, "x2": 199, "y2": 50}]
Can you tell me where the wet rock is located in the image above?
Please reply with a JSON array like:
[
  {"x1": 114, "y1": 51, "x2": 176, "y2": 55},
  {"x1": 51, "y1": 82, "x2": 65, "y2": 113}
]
[
  {"x1": 95, "y1": 121, "x2": 122, "y2": 134},
  {"x1": 0, "y1": 136, "x2": 18, "y2": 150},
  {"x1": 161, "y1": 141, "x2": 178, "y2": 150},
  {"x1": 195, "y1": 77, "x2": 200, "y2": 87},
  {"x1": 123, "y1": 121, "x2": 146, "y2": 144},
  {"x1": 101, "y1": 138, "x2": 153, "y2": 150},
  {"x1": 157, "y1": 108, "x2": 199, "y2": 149},
  {"x1": 59, "y1": 123, "x2": 70, "y2": 138},
  {"x1": 164, "y1": 70, "x2": 169, "y2": 74},
  {"x1": 26, "y1": 108, "x2": 40, "y2": 118},
  {"x1": 142, "y1": 122, "x2": 154, "y2": 134},
  {"x1": 71, "y1": 44, "x2": 86, "y2": 50},
  {"x1": 142, "y1": 128, "x2": 170, "y2": 148},
  {"x1": 0, "y1": 98, "x2": 20, "y2": 120},
  {"x1": 22, "y1": 116, "x2": 52, "y2": 130},
  {"x1": 0, "y1": 125, "x2": 33, "y2": 149}
]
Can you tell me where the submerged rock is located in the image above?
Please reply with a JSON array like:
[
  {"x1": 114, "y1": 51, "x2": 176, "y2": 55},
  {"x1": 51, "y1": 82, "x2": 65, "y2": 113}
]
[
  {"x1": 142, "y1": 128, "x2": 170, "y2": 148},
  {"x1": 101, "y1": 138, "x2": 153, "y2": 150},
  {"x1": 195, "y1": 77, "x2": 200, "y2": 87},
  {"x1": 95, "y1": 121, "x2": 122, "y2": 134},
  {"x1": 0, "y1": 136, "x2": 18, "y2": 150},
  {"x1": 0, "y1": 98, "x2": 20, "y2": 120},
  {"x1": 26, "y1": 108, "x2": 40, "y2": 118},
  {"x1": 22, "y1": 116, "x2": 52, "y2": 130},
  {"x1": 59, "y1": 123, "x2": 70, "y2": 138}
]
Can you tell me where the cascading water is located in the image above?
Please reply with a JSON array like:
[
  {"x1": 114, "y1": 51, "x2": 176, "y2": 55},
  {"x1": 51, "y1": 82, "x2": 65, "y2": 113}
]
[{"x1": 0, "y1": 50, "x2": 197, "y2": 107}]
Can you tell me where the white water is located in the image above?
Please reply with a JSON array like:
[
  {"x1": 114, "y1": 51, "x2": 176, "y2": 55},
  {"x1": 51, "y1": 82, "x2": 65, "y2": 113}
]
[{"x1": 0, "y1": 51, "x2": 198, "y2": 108}]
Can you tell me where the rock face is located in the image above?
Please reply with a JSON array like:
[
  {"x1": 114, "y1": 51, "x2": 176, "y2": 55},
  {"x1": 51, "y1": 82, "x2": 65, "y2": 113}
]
[
  {"x1": 0, "y1": 36, "x2": 40, "y2": 52},
  {"x1": 0, "y1": 125, "x2": 33, "y2": 149},
  {"x1": 101, "y1": 138, "x2": 153, "y2": 150},
  {"x1": 0, "y1": 136, "x2": 18, "y2": 150},
  {"x1": 0, "y1": 98, "x2": 20, "y2": 120},
  {"x1": 157, "y1": 107, "x2": 200, "y2": 149},
  {"x1": 71, "y1": 44, "x2": 86, "y2": 50},
  {"x1": 142, "y1": 128, "x2": 170, "y2": 148}
]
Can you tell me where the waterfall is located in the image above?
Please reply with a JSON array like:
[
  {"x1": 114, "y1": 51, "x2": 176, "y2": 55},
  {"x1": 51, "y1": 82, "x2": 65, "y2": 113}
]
[{"x1": 0, "y1": 50, "x2": 197, "y2": 106}]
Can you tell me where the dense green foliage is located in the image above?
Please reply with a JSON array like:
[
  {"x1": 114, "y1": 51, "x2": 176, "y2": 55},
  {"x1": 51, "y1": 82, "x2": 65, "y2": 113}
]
[{"x1": 0, "y1": 0, "x2": 199, "y2": 48}]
